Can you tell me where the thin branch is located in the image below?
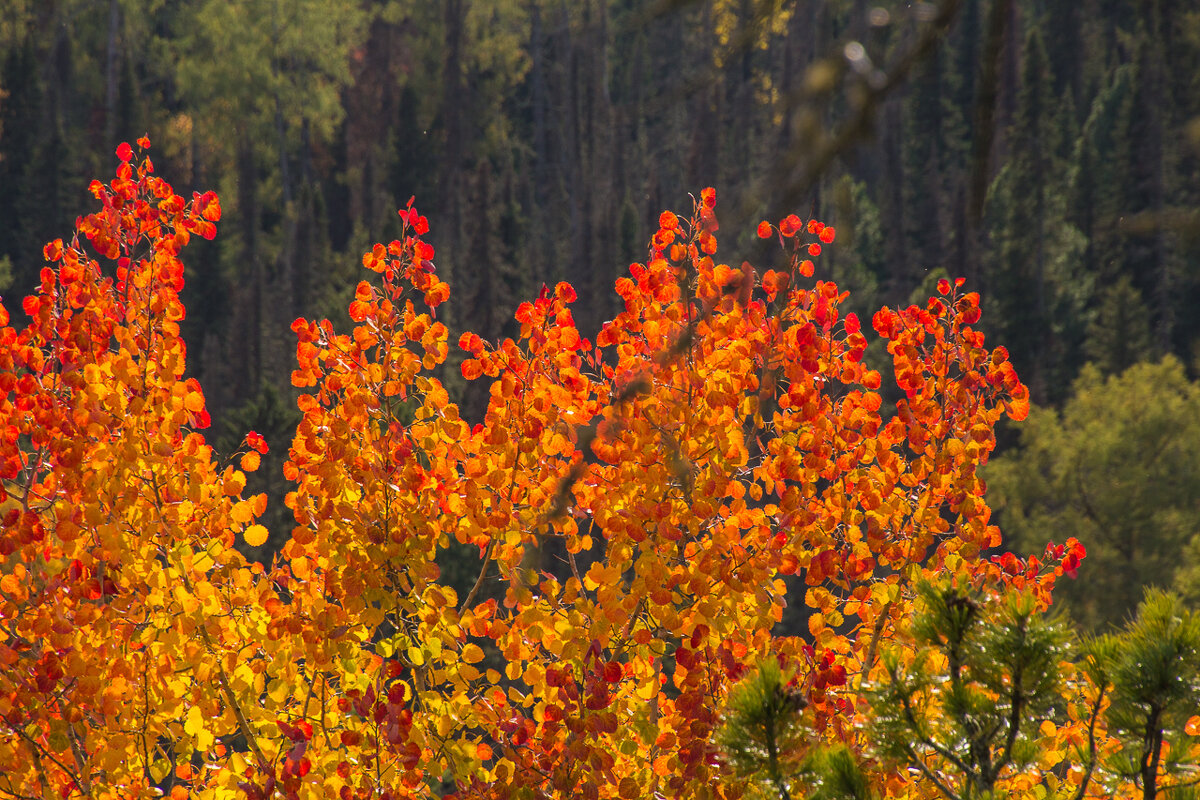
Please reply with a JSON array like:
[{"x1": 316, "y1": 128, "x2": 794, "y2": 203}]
[
  {"x1": 567, "y1": 549, "x2": 583, "y2": 586},
  {"x1": 207, "y1": 639, "x2": 271, "y2": 774},
  {"x1": 1161, "y1": 773, "x2": 1200, "y2": 791},
  {"x1": 620, "y1": 597, "x2": 647, "y2": 644},
  {"x1": 460, "y1": 539, "x2": 495, "y2": 613},
  {"x1": 320, "y1": 673, "x2": 332, "y2": 749},
  {"x1": 903, "y1": 743, "x2": 964, "y2": 800},
  {"x1": 13, "y1": 726, "x2": 80, "y2": 794},
  {"x1": 300, "y1": 667, "x2": 317, "y2": 721},
  {"x1": 0, "y1": 783, "x2": 43, "y2": 800},
  {"x1": 172, "y1": 550, "x2": 271, "y2": 774},
  {"x1": 997, "y1": 621, "x2": 1028, "y2": 772},
  {"x1": 862, "y1": 598, "x2": 896, "y2": 673},
  {"x1": 1070, "y1": 682, "x2": 1107, "y2": 800},
  {"x1": 896, "y1": 676, "x2": 975, "y2": 779}
]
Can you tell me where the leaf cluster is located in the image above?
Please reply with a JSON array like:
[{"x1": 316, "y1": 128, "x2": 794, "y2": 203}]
[{"x1": 0, "y1": 145, "x2": 1131, "y2": 800}]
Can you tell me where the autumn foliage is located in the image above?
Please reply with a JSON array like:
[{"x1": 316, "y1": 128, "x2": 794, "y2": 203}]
[{"x1": 0, "y1": 142, "x2": 1188, "y2": 800}]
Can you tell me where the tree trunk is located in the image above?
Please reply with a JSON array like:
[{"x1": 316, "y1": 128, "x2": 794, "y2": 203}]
[{"x1": 103, "y1": 0, "x2": 120, "y2": 150}]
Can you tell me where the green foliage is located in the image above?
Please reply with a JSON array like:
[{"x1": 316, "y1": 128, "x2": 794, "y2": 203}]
[
  {"x1": 982, "y1": 24, "x2": 1091, "y2": 403},
  {"x1": 987, "y1": 358, "x2": 1200, "y2": 630},
  {"x1": 174, "y1": 0, "x2": 367, "y2": 150},
  {"x1": 720, "y1": 660, "x2": 809, "y2": 800},
  {"x1": 720, "y1": 585, "x2": 1200, "y2": 800},
  {"x1": 830, "y1": 175, "x2": 886, "y2": 318},
  {"x1": 800, "y1": 746, "x2": 876, "y2": 800},
  {"x1": 1087, "y1": 590, "x2": 1200, "y2": 799},
  {"x1": 1083, "y1": 275, "x2": 1154, "y2": 376},
  {"x1": 866, "y1": 583, "x2": 1072, "y2": 800},
  {"x1": 0, "y1": 0, "x2": 33, "y2": 55}
]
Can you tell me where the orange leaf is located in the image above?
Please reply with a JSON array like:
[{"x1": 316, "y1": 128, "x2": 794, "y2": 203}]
[
  {"x1": 244, "y1": 524, "x2": 268, "y2": 547},
  {"x1": 461, "y1": 359, "x2": 483, "y2": 380},
  {"x1": 230, "y1": 502, "x2": 254, "y2": 525}
]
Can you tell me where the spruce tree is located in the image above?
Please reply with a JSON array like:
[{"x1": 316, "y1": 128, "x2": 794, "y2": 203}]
[{"x1": 984, "y1": 24, "x2": 1088, "y2": 404}]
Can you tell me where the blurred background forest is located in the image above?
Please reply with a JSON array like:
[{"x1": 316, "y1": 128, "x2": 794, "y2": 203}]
[{"x1": 2, "y1": 0, "x2": 1199, "y2": 632}]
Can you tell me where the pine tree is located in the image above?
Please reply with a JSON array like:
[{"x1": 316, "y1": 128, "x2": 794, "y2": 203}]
[
  {"x1": 1083, "y1": 275, "x2": 1153, "y2": 376},
  {"x1": 1087, "y1": 590, "x2": 1200, "y2": 800},
  {"x1": 983, "y1": 24, "x2": 1088, "y2": 404},
  {"x1": 0, "y1": 37, "x2": 42, "y2": 290},
  {"x1": 1069, "y1": 65, "x2": 1134, "y2": 282},
  {"x1": 987, "y1": 358, "x2": 1200, "y2": 630}
]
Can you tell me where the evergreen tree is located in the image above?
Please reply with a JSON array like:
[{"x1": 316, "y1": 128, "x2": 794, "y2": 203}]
[
  {"x1": 1087, "y1": 590, "x2": 1200, "y2": 800},
  {"x1": 983, "y1": 24, "x2": 1088, "y2": 404},
  {"x1": 1123, "y1": 25, "x2": 1171, "y2": 351},
  {"x1": 1069, "y1": 64, "x2": 1134, "y2": 284},
  {"x1": 867, "y1": 583, "x2": 1074, "y2": 800},
  {"x1": 987, "y1": 358, "x2": 1200, "y2": 630},
  {"x1": 721, "y1": 584, "x2": 1200, "y2": 800},
  {"x1": 901, "y1": 48, "x2": 948, "y2": 284},
  {"x1": 1083, "y1": 275, "x2": 1153, "y2": 376},
  {"x1": 0, "y1": 37, "x2": 42, "y2": 294}
]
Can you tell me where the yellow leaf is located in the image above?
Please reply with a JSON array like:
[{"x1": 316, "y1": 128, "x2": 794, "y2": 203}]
[
  {"x1": 174, "y1": 585, "x2": 199, "y2": 613},
  {"x1": 461, "y1": 643, "x2": 485, "y2": 664},
  {"x1": 292, "y1": 556, "x2": 310, "y2": 580},
  {"x1": 230, "y1": 502, "x2": 253, "y2": 524},
  {"x1": 184, "y1": 704, "x2": 204, "y2": 737},
  {"x1": 149, "y1": 759, "x2": 171, "y2": 783},
  {"x1": 243, "y1": 524, "x2": 268, "y2": 547},
  {"x1": 267, "y1": 680, "x2": 288, "y2": 705},
  {"x1": 224, "y1": 469, "x2": 246, "y2": 497}
]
